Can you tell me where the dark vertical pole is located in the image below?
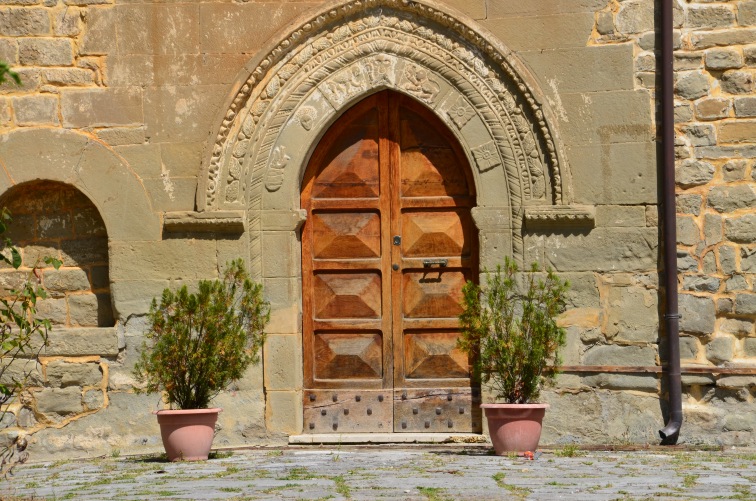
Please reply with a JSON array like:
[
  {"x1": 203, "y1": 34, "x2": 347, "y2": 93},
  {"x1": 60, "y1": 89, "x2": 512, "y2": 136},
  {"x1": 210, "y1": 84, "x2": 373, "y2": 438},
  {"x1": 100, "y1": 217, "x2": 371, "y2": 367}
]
[{"x1": 659, "y1": 0, "x2": 682, "y2": 445}]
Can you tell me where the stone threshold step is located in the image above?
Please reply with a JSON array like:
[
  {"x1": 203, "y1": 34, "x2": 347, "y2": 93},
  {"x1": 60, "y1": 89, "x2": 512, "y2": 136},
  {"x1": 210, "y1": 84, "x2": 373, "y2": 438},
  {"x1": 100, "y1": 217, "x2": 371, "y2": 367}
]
[{"x1": 289, "y1": 433, "x2": 487, "y2": 445}]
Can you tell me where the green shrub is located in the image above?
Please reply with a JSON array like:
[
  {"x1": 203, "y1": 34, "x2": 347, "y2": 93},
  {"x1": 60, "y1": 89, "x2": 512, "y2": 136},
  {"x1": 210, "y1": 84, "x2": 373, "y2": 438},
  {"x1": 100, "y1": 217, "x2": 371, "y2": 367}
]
[
  {"x1": 458, "y1": 257, "x2": 568, "y2": 404},
  {"x1": 133, "y1": 259, "x2": 269, "y2": 409}
]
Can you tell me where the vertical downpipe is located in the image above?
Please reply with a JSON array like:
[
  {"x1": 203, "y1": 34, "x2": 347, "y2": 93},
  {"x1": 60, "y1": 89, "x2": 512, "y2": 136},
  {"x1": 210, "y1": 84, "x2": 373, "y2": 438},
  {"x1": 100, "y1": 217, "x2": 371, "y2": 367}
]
[{"x1": 659, "y1": 0, "x2": 683, "y2": 444}]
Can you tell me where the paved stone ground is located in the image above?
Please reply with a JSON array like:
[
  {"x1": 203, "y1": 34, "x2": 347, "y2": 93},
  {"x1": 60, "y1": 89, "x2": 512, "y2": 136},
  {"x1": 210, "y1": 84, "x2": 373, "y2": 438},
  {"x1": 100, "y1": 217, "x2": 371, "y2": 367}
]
[{"x1": 1, "y1": 446, "x2": 755, "y2": 500}]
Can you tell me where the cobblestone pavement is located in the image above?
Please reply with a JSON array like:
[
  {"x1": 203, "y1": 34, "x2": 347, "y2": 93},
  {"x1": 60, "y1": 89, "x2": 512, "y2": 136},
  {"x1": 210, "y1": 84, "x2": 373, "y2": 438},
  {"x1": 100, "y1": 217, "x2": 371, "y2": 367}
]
[{"x1": 2, "y1": 446, "x2": 755, "y2": 500}]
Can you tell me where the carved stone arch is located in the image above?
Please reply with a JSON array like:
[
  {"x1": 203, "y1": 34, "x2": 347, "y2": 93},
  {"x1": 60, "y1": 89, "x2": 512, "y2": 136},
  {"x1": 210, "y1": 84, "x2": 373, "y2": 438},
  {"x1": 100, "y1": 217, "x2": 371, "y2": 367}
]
[{"x1": 200, "y1": 0, "x2": 572, "y2": 273}]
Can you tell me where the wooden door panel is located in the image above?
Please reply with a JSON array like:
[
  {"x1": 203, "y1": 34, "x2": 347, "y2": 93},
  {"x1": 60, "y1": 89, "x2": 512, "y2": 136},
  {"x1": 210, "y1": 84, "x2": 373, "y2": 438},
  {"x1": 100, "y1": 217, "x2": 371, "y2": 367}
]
[
  {"x1": 401, "y1": 210, "x2": 471, "y2": 257},
  {"x1": 403, "y1": 330, "x2": 469, "y2": 379},
  {"x1": 313, "y1": 272, "x2": 382, "y2": 319},
  {"x1": 314, "y1": 332, "x2": 383, "y2": 380},
  {"x1": 312, "y1": 211, "x2": 381, "y2": 259},
  {"x1": 401, "y1": 270, "x2": 468, "y2": 318}
]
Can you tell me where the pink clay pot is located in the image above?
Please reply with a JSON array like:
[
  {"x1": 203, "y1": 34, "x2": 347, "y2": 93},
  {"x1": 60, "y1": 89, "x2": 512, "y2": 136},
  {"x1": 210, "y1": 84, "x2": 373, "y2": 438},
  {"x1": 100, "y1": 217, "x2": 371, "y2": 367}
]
[
  {"x1": 155, "y1": 408, "x2": 221, "y2": 461},
  {"x1": 481, "y1": 403, "x2": 549, "y2": 455}
]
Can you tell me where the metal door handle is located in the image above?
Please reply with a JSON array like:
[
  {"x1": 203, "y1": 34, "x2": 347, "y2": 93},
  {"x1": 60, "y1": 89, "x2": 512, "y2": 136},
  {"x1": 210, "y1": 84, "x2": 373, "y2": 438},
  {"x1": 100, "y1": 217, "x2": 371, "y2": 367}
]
[{"x1": 423, "y1": 259, "x2": 448, "y2": 268}]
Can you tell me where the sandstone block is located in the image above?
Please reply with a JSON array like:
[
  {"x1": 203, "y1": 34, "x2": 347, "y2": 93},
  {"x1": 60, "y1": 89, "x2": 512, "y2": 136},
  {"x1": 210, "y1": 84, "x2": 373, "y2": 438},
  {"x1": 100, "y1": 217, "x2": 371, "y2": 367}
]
[
  {"x1": 678, "y1": 251, "x2": 698, "y2": 273},
  {"x1": 19, "y1": 38, "x2": 72, "y2": 66},
  {"x1": 704, "y1": 214, "x2": 723, "y2": 246},
  {"x1": 606, "y1": 286, "x2": 658, "y2": 343},
  {"x1": 615, "y1": 0, "x2": 654, "y2": 34},
  {"x1": 720, "y1": 318, "x2": 753, "y2": 336},
  {"x1": 35, "y1": 387, "x2": 82, "y2": 416},
  {"x1": 545, "y1": 228, "x2": 657, "y2": 272},
  {"x1": 735, "y1": 293, "x2": 756, "y2": 315},
  {"x1": 144, "y1": 84, "x2": 225, "y2": 143},
  {"x1": 676, "y1": 216, "x2": 699, "y2": 246},
  {"x1": 747, "y1": 45, "x2": 756, "y2": 66},
  {"x1": 720, "y1": 71, "x2": 755, "y2": 94},
  {"x1": 744, "y1": 338, "x2": 756, "y2": 357},
  {"x1": 42, "y1": 327, "x2": 117, "y2": 356},
  {"x1": 645, "y1": 206, "x2": 658, "y2": 227},
  {"x1": 681, "y1": 124, "x2": 716, "y2": 147},
  {"x1": 679, "y1": 336, "x2": 699, "y2": 361},
  {"x1": 717, "y1": 376, "x2": 756, "y2": 389},
  {"x1": 109, "y1": 239, "x2": 217, "y2": 282},
  {"x1": 11, "y1": 94, "x2": 58, "y2": 126},
  {"x1": 675, "y1": 71, "x2": 710, "y2": 100},
  {"x1": 60, "y1": 239, "x2": 107, "y2": 268},
  {"x1": 675, "y1": 102, "x2": 693, "y2": 123},
  {"x1": 676, "y1": 194, "x2": 702, "y2": 216},
  {"x1": 583, "y1": 344, "x2": 656, "y2": 366},
  {"x1": 95, "y1": 126, "x2": 145, "y2": 146},
  {"x1": 695, "y1": 98, "x2": 730, "y2": 120},
  {"x1": 44, "y1": 268, "x2": 90, "y2": 294},
  {"x1": 706, "y1": 337, "x2": 734, "y2": 364},
  {"x1": 68, "y1": 293, "x2": 99, "y2": 327},
  {"x1": 719, "y1": 245, "x2": 738, "y2": 274},
  {"x1": 54, "y1": 6, "x2": 82, "y2": 36},
  {"x1": 0, "y1": 7, "x2": 49, "y2": 36},
  {"x1": 36, "y1": 297, "x2": 68, "y2": 325},
  {"x1": 734, "y1": 97, "x2": 756, "y2": 118},
  {"x1": 677, "y1": 160, "x2": 714, "y2": 187},
  {"x1": 742, "y1": 247, "x2": 756, "y2": 272},
  {"x1": 705, "y1": 48, "x2": 742, "y2": 70},
  {"x1": 266, "y1": 390, "x2": 302, "y2": 435},
  {"x1": 681, "y1": 374, "x2": 715, "y2": 386},
  {"x1": 738, "y1": 1, "x2": 756, "y2": 26},
  {"x1": 679, "y1": 294, "x2": 715, "y2": 335},
  {"x1": 0, "y1": 39, "x2": 17, "y2": 64},
  {"x1": 481, "y1": 12, "x2": 595, "y2": 51},
  {"x1": 43, "y1": 68, "x2": 94, "y2": 87},
  {"x1": 725, "y1": 214, "x2": 756, "y2": 243},
  {"x1": 79, "y1": 6, "x2": 116, "y2": 55},
  {"x1": 115, "y1": 3, "x2": 199, "y2": 56},
  {"x1": 46, "y1": 361, "x2": 102, "y2": 388},
  {"x1": 595, "y1": 205, "x2": 645, "y2": 228},
  {"x1": 597, "y1": 10, "x2": 613, "y2": 35},
  {"x1": 673, "y1": 52, "x2": 701, "y2": 71},
  {"x1": 61, "y1": 88, "x2": 143, "y2": 128},
  {"x1": 722, "y1": 160, "x2": 748, "y2": 181},
  {"x1": 64, "y1": 0, "x2": 113, "y2": 5},
  {"x1": 687, "y1": 5, "x2": 735, "y2": 29},
  {"x1": 264, "y1": 335, "x2": 300, "y2": 391},
  {"x1": 703, "y1": 251, "x2": 717, "y2": 274},
  {"x1": 683, "y1": 275, "x2": 720, "y2": 293},
  {"x1": 582, "y1": 373, "x2": 658, "y2": 391},
  {"x1": 719, "y1": 120, "x2": 756, "y2": 143},
  {"x1": 0, "y1": 359, "x2": 43, "y2": 388},
  {"x1": 82, "y1": 389, "x2": 103, "y2": 411}
]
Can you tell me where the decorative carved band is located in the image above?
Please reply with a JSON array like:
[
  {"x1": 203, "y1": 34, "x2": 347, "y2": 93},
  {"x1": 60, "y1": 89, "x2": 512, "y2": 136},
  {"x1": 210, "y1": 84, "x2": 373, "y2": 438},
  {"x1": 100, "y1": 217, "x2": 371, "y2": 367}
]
[
  {"x1": 523, "y1": 206, "x2": 596, "y2": 230},
  {"x1": 163, "y1": 211, "x2": 246, "y2": 234}
]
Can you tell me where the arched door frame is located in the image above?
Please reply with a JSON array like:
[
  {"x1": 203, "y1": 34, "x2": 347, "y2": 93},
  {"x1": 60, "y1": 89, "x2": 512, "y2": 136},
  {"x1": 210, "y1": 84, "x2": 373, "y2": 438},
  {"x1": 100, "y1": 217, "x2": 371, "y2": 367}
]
[{"x1": 197, "y1": 0, "x2": 575, "y2": 435}]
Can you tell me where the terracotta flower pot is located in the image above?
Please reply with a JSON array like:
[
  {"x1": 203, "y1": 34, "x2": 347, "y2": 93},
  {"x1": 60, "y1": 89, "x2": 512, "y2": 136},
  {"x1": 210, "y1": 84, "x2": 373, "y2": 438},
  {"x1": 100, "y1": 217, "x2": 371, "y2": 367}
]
[
  {"x1": 155, "y1": 408, "x2": 221, "y2": 461},
  {"x1": 481, "y1": 403, "x2": 548, "y2": 455}
]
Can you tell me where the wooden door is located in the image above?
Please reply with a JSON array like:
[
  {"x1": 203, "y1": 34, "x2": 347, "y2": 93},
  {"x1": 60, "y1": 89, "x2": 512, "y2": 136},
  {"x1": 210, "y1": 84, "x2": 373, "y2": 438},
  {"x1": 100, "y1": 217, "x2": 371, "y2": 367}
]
[{"x1": 301, "y1": 91, "x2": 480, "y2": 434}]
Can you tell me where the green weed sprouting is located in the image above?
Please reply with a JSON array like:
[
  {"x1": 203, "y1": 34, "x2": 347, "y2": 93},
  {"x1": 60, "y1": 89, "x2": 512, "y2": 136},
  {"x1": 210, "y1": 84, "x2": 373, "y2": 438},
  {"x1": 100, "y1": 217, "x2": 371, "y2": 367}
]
[
  {"x1": 458, "y1": 257, "x2": 568, "y2": 404},
  {"x1": 133, "y1": 259, "x2": 269, "y2": 410}
]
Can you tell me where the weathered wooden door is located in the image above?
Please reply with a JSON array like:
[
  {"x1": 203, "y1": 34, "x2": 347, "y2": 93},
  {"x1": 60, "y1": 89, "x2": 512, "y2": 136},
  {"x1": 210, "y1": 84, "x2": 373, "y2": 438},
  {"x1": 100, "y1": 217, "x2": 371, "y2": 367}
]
[{"x1": 301, "y1": 91, "x2": 480, "y2": 434}]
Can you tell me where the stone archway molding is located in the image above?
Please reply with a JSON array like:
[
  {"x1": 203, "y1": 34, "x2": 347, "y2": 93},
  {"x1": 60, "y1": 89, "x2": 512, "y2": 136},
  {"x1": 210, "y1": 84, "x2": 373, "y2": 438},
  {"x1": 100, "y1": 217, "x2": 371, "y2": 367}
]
[{"x1": 0, "y1": 128, "x2": 160, "y2": 242}]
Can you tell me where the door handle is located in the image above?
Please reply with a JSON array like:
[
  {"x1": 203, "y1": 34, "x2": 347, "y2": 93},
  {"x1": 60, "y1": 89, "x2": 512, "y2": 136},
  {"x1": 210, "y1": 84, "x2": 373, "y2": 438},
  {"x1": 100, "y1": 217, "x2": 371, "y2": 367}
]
[{"x1": 423, "y1": 259, "x2": 448, "y2": 268}]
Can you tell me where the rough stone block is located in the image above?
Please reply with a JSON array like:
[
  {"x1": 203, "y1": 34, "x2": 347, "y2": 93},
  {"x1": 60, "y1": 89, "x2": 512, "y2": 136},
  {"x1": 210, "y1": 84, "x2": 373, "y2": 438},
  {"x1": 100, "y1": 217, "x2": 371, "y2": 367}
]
[
  {"x1": 683, "y1": 275, "x2": 720, "y2": 293},
  {"x1": 67, "y1": 293, "x2": 101, "y2": 327},
  {"x1": 681, "y1": 124, "x2": 716, "y2": 147},
  {"x1": 747, "y1": 45, "x2": 756, "y2": 66},
  {"x1": 679, "y1": 294, "x2": 715, "y2": 335},
  {"x1": 46, "y1": 361, "x2": 102, "y2": 388},
  {"x1": 61, "y1": 88, "x2": 143, "y2": 128},
  {"x1": 675, "y1": 102, "x2": 693, "y2": 123},
  {"x1": 705, "y1": 48, "x2": 743, "y2": 70},
  {"x1": 0, "y1": 359, "x2": 43, "y2": 388},
  {"x1": 43, "y1": 268, "x2": 90, "y2": 294},
  {"x1": 675, "y1": 71, "x2": 710, "y2": 100},
  {"x1": 719, "y1": 245, "x2": 738, "y2": 274},
  {"x1": 674, "y1": 52, "x2": 702, "y2": 71},
  {"x1": 738, "y1": 1, "x2": 756, "y2": 26},
  {"x1": 744, "y1": 338, "x2": 756, "y2": 357},
  {"x1": 35, "y1": 387, "x2": 82, "y2": 416},
  {"x1": 544, "y1": 228, "x2": 658, "y2": 272},
  {"x1": 720, "y1": 318, "x2": 753, "y2": 336},
  {"x1": 687, "y1": 5, "x2": 735, "y2": 29},
  {"x1": 43, "y1": 68, "x2": 94, "y2": 87},
  {"x1": 83, "y1": 389, "x2": 104, "y2": 411},
  {"x1": 12, "y1": 94, "x2": 58, "y2": 126},
  {"x1": 695, "y1": 98, "x2": 731, "y2": 120},
  {"x1": 722, "y1": 159, "x2": 748, "y2": 181},
  {"x1": 704, "y1": 214, "x2": 723, "y2": 246},
  {"x1": 717, "y1": 298, "x2": 734, "y2": 314},
  {"x1": 0, "y1": 7, "x2": 50, "y2": 36},
  {"x1": 582, "y1": 373, "x2": 658, "y2": 391},
  {"x1": 735, "y1": 293, "x2": 756, "y2": 315},
  {"x1": 720, "y1": 71, "x2": 755, "y2": 95},
  {"x1": 703, "y1": 251, "x2": 717, "y2": 274},
  {"x1": 605, "y1": 285, "x2": 658, "y2": 343},
  {"x1": 0, "y1": 39, "x2": 17, "y2": 64},
  {"x1": 690, "y1": 29, "x2": 756, "y2": 49},
  {"x1": 615, "y1": 0, "x2": 654, "y2": 34},
  {"x1": 676, "y1": 194, "x2": 702, "y2": 216},
  {"x1": 681, "y1": 374, "x2": 714, "y2": 386},
  {"x1": 725, "y1": 274, "x2": 748, "y2": 292},
  {"x1": 679, "y1": 336, "x2": 699, "y2": 361},
  {"x1": 677, "y1": 216, "x2": 699, "y2": 246},
  {"x1": 645, "y1": 205, "x2": 658, "y2": 227},
  {"x1": 60, "y1": 238, "x2": 108, "y2": 267},
  {"x1": 19, "y1": 38, "x2": 72, "y2": 66},
  {"x1": 706, "y1": 337, "x2": 734, "y2": 364},
  {"x1": 723, "y1": 414, "x2": 755, "y2": 432},
  {"x1": 583, "y1": 344, "x2": 656, "y2": 366},
  {"x1": 36, "y1": 297, "x2": 68, "y2": 325},
  {"x1": 742, "y1": 247, "x2": 756, "y2": 272},
  {"x1": 725, "y1": 214, "x2": 756, "y2": 243},
  {"x1": 717, "y1": 376, "x2": 756, "y2": 389},
  {"x1": 72, "y1": 208, "x2": 107, "y2": 238},
  {"x1": 677, "y1": 160, "x2": 714, "y2": 187}
]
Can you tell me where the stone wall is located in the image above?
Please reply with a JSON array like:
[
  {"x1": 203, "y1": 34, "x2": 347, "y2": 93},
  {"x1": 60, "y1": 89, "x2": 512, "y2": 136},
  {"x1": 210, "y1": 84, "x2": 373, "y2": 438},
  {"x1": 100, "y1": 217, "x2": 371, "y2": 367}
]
[
  {"x1": 0, "y1": 181, "x2": 113, "y2": 446},
  {"x1": 0, "y1": 0, "x2": 753, "y2": 457}
]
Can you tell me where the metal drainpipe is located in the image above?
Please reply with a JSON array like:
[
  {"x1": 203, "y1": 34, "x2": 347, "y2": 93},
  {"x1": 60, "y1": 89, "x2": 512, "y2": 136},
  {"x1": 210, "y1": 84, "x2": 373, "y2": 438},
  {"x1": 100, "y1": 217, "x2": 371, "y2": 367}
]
[{"x1": 659, "y1": 0, "x2": 683, "y2": 445}]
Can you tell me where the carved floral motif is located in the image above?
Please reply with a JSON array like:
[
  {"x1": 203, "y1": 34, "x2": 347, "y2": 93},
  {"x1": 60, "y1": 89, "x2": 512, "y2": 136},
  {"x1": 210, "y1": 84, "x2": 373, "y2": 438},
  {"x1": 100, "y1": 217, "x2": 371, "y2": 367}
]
[
  {"x1": 471, "y1": 141, "x2": 502, "y2": 173},
  {"x1": 447, "y1": 96, "x2": 475, "y2": 130}
]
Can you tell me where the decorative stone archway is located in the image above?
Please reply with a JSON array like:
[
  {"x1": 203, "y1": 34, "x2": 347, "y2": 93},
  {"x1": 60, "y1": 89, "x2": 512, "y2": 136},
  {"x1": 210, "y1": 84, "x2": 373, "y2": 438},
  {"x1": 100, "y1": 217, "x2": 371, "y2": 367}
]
[{"x1": 198, "y1": 0, "x2": 587, "y2": 435}]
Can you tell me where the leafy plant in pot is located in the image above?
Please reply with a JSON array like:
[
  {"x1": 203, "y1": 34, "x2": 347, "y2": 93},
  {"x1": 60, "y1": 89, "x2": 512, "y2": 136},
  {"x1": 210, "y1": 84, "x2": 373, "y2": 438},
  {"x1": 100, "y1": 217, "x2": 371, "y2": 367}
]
[
  {"x1": 133, "y1": 259, "x2": 269, "y2": 461},
  {"x1": 458, "y1": 257, "x2": 568, "y2": 455}
]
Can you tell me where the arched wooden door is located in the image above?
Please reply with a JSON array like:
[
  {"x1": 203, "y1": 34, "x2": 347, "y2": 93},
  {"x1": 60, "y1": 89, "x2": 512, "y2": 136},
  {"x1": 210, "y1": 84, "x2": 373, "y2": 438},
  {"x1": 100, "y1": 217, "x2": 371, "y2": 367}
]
[{"x1": 301, "y1": 91, "x2": 481, "y2": 434}]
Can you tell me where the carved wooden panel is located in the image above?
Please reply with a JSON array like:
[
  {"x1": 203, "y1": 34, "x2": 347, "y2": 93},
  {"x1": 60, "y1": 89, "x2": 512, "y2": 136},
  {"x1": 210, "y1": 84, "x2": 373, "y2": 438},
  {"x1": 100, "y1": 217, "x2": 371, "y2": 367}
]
[
  {"x1": 314, "y1": 272, "x2": 382, "y2": 319},
  {"x1": 314, "y1": 332, "x2": 383, "y2": 380},
  {"x1": 304, "y1": 390, "x2": 393, "y2": 433},
  {"x1": 312, "y1": 211, "x2": 381, "y2": 259},
  {"x1": 401, "y1": 210, "x2": 470, "y2": 258},
  {"x1": 403, "y1": 331, "x2": 469, "y2": 379},
  {"x1": 401, "y1": 271, "x2": 468, "y2": 319},
  {"x1": 394, "y1": 388, "x2": 482, "y2": 433}
]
